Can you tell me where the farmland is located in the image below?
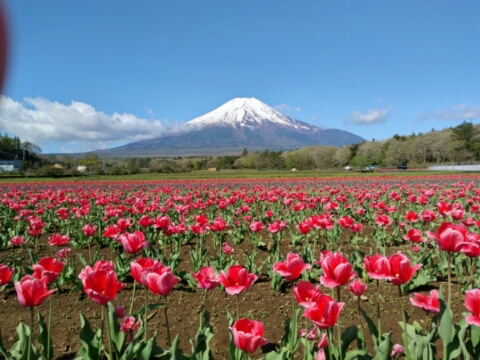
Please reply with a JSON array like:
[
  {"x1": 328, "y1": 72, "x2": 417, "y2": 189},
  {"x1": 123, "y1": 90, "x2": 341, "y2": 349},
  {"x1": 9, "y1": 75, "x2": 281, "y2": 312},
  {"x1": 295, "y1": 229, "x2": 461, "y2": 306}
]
[{"x1": 0, "y1": 173, "x2": 479, "y2": 359}]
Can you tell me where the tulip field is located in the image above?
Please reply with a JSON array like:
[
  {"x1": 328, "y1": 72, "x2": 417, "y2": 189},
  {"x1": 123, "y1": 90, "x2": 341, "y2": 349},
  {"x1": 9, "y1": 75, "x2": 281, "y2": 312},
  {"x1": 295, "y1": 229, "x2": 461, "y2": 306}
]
[{"x1": 1, "y1": 174, "x2": 480, "y2": 359}]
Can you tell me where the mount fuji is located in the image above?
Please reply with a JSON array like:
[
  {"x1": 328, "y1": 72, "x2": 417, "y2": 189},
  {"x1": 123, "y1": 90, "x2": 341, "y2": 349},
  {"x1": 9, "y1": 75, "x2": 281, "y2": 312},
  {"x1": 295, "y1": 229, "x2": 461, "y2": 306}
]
[{"x1": 101, "y1": 98, "x2": 364, "y2": 156}]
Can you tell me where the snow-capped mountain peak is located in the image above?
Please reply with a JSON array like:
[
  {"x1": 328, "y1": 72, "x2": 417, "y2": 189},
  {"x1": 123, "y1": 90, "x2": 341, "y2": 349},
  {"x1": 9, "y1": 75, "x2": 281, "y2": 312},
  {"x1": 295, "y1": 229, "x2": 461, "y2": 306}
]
[{"x1": 186, "y1": 97, "x2": 312, "y2": 130}]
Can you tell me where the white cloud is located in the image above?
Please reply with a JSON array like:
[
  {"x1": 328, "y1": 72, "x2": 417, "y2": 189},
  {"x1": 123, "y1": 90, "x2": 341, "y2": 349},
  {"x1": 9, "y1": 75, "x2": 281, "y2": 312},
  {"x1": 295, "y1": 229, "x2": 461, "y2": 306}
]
[
  {"x1": 274, "y1": 103, "x2": 301, "y2": 113},
  {"x1": 419, "y1": 103, "x2": 480, "y2": 122},
  {"x1": 344, "y1": 107, "x2": 391, "y2": 125},
  {"x1": 0, "y1": 96, "x2": 173, "y2": 152}
]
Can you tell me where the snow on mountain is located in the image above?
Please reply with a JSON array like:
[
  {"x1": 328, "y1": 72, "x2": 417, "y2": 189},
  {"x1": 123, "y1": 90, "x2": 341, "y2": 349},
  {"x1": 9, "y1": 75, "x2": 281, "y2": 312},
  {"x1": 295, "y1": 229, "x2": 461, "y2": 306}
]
[{"x1": 186, "y1": 97, "x2": 313, "y2": 131}]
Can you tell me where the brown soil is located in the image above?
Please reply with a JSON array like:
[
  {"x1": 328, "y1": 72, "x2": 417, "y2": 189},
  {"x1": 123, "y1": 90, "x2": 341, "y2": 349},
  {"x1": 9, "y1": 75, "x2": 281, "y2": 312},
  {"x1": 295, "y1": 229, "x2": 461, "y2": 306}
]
[{"x1": 0, "y1": 228, "x2": 467, "y2": 359}]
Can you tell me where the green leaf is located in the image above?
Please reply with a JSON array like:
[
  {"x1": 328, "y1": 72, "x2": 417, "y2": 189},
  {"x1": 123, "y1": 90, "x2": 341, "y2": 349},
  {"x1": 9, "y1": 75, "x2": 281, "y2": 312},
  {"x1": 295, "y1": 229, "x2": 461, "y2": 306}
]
[
  {"x1": 107, "y1": 302, "x2": 126, "y2": 356},
  {"x1": 341, "y1": 326, "x2": 361, "y2": 356},
  {"x1": 37, "y1": 312, "x2": 53, "y2": 360},
  {"x1": 264, "y1": 346, "x2": 289, "y2": 360},
  {"x1": 374, "y1": 332, "x2": 392, "y2": 360},
  {"x1": 76, "y1": 312, "x2": 101, "y2": 360},
  {"x1": 438, "y1": 298, "x2": 454, "y2": 346}
]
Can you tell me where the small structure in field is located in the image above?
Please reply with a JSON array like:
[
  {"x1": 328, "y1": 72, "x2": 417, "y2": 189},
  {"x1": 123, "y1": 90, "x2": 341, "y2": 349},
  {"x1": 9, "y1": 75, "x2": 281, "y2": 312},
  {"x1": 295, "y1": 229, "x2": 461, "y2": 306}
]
[
  {"x1": 77, "y1": 165, "x2": 88, "y2": 173},
  {"x1": 208, "y1": 167, "x2": 219, "y2": 172}
]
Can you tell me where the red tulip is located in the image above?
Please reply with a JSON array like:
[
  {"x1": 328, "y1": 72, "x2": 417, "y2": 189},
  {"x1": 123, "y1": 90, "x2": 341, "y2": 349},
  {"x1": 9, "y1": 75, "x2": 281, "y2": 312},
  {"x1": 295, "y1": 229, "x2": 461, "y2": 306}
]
[
  {"x1": 218, "y1": 265, "x2": 258, "y2": 295},
  {"x1": 375, "y1": 214, "x2": 392, "y2": 228},
  {"x1": 15, "y1": 275, "x2": 56, "y2": 307},
  {"x1": 48, "y1": 233, "x2": 71, "y2": 247},
  {"x1": 230, "y1": 318, "x2": 268, "y2": 354},
  {"x1": 318, "y1": 252, "x2": 356, "y2": 288},
  {"x1": 120, "y1": 316, "x2": 140, "y2": 342},
  {"x1": 10, "y1": 236, "x2": 25, "y2": 246},
  {"x1": 409, "y1": 289, "x2": 440, "y2": 313},
  {"x1": 249, "y1": 221, "x2": 264, "y2": 233},
  {"x1": 420, "y1": 210, "x2": 436, "y2": 223},
  {"x1": 79, "y1": 260, "x2": 115, "y2": 283},
  {"x1": 0, "y1": 264, "x2": 14, "y2": 286},
  {"x1": 191, "y1": 266, "x2": 220, "y2": 290},
  {"x1": 118, "y1": 231, "x2": 149, "y2": 254},
  {"x1": 427, "y1": 222, "x2": 467, "y2": 253},
  {"x1": 303, "y1": 294, "x2": 345, "y2": 329},
  {"x1": 437, "y1": 201, "x2": 453, "y2": 216},
  {"x1": 153, "y1": 215, "x2": 170, "y2": 229},
  {"x1": 144, "y1": 270, "x2": 179, "y2": 296},
  {"x1": 465, "y1": 289, "x2": 480, "y2": 326},
  {"x1": 297, "y1": 221, "x2": 311, "y2": 234},
  {"x1": 82, "y1": 223, "x2": 98, "y2": 237},
  {"x1": 348, "y1": 280, "x2": 368, "y2": 297},
  {"x1": 102, "y1": 224, "x2": 120, "y2": 239},
  {"x1": 268, "y1": 220, "x2": 287, "y2": 234},
  {"x1": 56, "y1": 247, "x2": 71, "y2": 259},
  {"x1": 222, "y1": 242, "x2": 234, "y2": 255},
  {"x1": 458, "y1": 233, "x2": 480, "y2": 258},
  {"x1": 337, "y1": 216, "x2": 354, "y2": 229},
  {"x1": 209, "y1": 217, "x2": 227, "y2": 232},
  {"x1": 137, "y1": 215, "x2": 152, "y2": 227},
  {"x1": 82, "y1": 269, "x2": 124, "y2": 305},
  {"x1": 404, "y1": 211, "x2": 418, "y2": 223},
  {"x1": 364, "y1": 254, "x2": 393, "y2": 281},
  {"x1": 451, "y1": 208, "x2": 465, "y2": 221},
  {"x1": 273, "y1": 252, "x2": 311, "y2": 281},
  {"x1": 388, "y1": 252, "x2": 422, "y2": 286},
  {"x1": 130, "y1": 257, "x2": 166, "y2": 285},
  {"x1": 117, "y1": 218, "x2": 132, "y2": 232},
  {"x1": 32, "y1": 257, "x2": 66, "y2": 284},
  {"x1": 403, "y1": 229, "x2": 424, "y2": 243},
  {"x1": 293, "y1": 281, "x2": 322, "y2": 308}
]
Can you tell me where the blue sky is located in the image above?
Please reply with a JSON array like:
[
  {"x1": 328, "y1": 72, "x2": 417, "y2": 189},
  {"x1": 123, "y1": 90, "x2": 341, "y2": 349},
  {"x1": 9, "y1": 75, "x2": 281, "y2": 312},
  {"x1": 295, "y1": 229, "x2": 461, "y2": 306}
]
[{"x1": 0, "y1": 1, "x2": 479, "y2": 154}]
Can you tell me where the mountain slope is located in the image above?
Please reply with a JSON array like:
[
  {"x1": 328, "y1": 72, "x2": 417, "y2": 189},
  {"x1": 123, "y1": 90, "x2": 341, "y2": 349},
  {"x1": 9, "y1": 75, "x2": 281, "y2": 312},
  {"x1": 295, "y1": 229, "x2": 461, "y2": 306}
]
[{"x1": 100, "y1": 98, "x2": 364, "y2": 156}]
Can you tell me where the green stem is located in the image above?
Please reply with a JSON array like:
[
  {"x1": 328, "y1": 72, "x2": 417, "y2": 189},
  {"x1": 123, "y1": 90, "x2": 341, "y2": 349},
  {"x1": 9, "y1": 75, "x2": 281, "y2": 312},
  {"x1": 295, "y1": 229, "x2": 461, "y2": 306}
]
[
  {"x1": 303, "y1": 319, "x2": 309, "y2": 360},
  {"x1": 100, "y1": 306, "x2": 104, "y2": 359},
  {"x1": 200, "y1": 289, "x2": 207, "y2": 330},
  {"x1": 28, "y1": 307, "x2": 34, "y2": 360},
  {"x1": 88, "y1": 241, "x2": 92, "y2": 265},
  {"x1": 471, "y1": 257, "x2": 476, "y2": 289},
  {"x1": 144, "y1": 287, "x2": 148, "y2": 341},
  {"x1": 105, "y1": 305, "x2": 113, "y2": 360},
  {"x1": 376, "y1": 280, "x2": 382, "y2": 345},
  {"x1": 398, "y1": 287, "x2": 410, "y2": 360},
  {"x1": 164, "y1": 296, "x2": 171, "y2": 347},
  {"x1": 47, "y1": 295, "x2": 52, "y2": 360},
  {"x1": 129, "y1": 280, "x2": 137, "y2": 315},
  {"x1": 327, "y1": 328, "x2": 333, "y2": 360},
  {"x1": 291, "y1": 293, "x2": 297, "y2": 356},
  {"x1": 236, "y1": 294, "x2": 240, "y2": 321},
  {"x1": 337, "y1": 308, "x2": 342, "y2": 360},
  {"x1": 447, "y1": 252, "x2": 451, "y2": 308}
]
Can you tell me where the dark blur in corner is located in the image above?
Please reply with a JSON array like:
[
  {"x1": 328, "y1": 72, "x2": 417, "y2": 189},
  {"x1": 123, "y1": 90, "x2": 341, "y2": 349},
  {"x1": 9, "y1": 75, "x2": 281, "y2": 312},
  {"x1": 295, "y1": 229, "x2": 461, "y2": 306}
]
[{"x1": 0, "y1": 0, "x2": 8, "y2": 95}]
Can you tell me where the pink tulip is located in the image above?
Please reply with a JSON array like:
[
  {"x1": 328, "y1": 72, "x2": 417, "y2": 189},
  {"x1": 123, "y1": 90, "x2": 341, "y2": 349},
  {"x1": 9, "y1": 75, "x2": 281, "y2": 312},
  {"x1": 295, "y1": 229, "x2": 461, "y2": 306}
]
[
  {"x1": 118, "y1": 231, "x2": 149, "y2": 254},
  {"x1": 144, "y1": 270, "x2": 179, "y2": 296},
  {"x1": 15, "y1": 275, "x2": 56, "y2": 307},
  {"x1": 303, "y1": 294, "x2": 345, "y2": 329},
  {"x1": 409, "y1": 289, "x2": 440, "y2": 313},
  {"x1": 273, "y1": 252, "x2": 311, "y2": 281},
  {"x1": 32, "y1": 257, "x2": 66, "y2": 284},
  {"x1": 465, "y1": 289, "x2": 480, "y2": 326},
  {"x1": 191, "y1": 266, "x2": 220, "y2": 290},
  {"x1": 348, "y1": 280, "x2": 368, "y2": 297},
  {"x1": 318, "y1": 252, "x2": 356, "y2": 288},
  {"x1": 230, "y1": 318, "x2": 268, "y2": 354},
  {"x1": 0, "y1": 264, "x2": 14, "y2": 286},
  {"x1": 218, "y1": 265, "x2": 257, "y2": 296},
  {"x1": 293, "y1": 281, "x2": 323, "y2": 308}
]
